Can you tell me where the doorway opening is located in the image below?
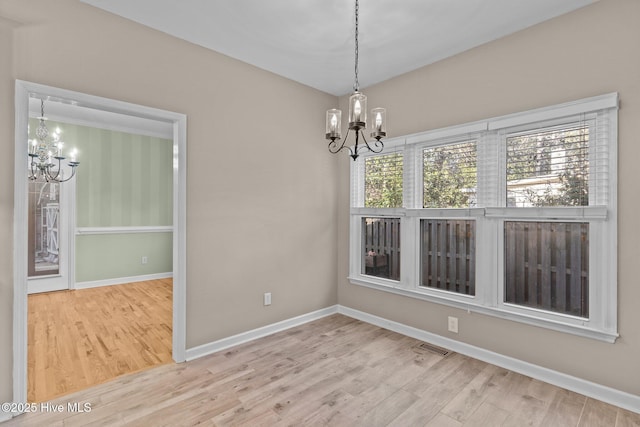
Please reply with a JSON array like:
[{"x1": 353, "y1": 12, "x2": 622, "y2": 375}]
[{"x1": 13, "y1": 80, "x2": 187, "y2": 404}]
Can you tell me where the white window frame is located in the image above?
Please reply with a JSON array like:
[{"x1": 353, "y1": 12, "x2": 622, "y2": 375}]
[{"x1": 348, "y1": 93, "x2": 618, "y2": 343}]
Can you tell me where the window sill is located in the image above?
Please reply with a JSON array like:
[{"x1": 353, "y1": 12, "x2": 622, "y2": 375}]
[{"x1": 348, "y1": 276, "x2": 618, "y2": 343}]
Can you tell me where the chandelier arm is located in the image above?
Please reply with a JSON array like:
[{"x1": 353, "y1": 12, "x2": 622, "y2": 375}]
[
  {"x1": 44, "y1": 164, "x2": 79, "y2": 183},
  {"x1": 328, "y1": 129, "x2": 353, "y2": 155},
  {"x1": 44, "y1": 159, "x2": 63, "y2": 182},
  {"x1": 360, "y1": 131, "x2": 384, "y2": 154},
  {"x1": 327, "y1": 139, "x2": 344, "y2": 154},
  {"x1": 327, "y1": 140, "x2": 344, "y2": 154},
  {"x1": 51, "y1": 166, "x2": 78, "y2": 183},
  {"x1": 44, "y1": 170, "x2": 59, "y2": 183},
  {"x1": 28, "y1": 157, "x2": 39, "y2": 180}
]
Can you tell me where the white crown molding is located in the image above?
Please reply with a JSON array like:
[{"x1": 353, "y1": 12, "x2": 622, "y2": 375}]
[{"x1": 28, "y1": 96, "x2": 173, "y2": 139}]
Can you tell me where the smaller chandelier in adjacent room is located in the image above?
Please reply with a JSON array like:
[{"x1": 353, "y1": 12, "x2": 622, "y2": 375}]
[
  {"x1": 325, "y1": 0, "x2": 387, "y2": 161},
  {"x1": 28, "y1": 99, "x2": 80, "y2": 183}
]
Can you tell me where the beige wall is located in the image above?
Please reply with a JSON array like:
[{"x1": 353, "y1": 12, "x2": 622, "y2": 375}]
[
  {"x1": 338, "y1": 0, "x2": 640, "y2": 395},
  {"x1": 0, "y1": 0, "x2": 338, "y2": 402}
]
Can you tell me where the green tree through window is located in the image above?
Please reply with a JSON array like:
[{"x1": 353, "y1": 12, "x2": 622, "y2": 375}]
[
  {"x1": 423, "y1": 141, "x2": 477, "y2": 208},
  {"x1": 365, "y1": 153, "x2": 403, "y2": 208},
  {"x1": 507, "y1": 125, "x2": 589, "y2": 207}
]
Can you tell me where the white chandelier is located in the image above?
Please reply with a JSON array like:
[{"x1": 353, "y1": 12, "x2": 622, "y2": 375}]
[
  {"x1": 28, "y1": 99, "x2": 80, "y2": 183},
  {"x1": 325, "y1": 0, "x2": 386, "y2": 161}
]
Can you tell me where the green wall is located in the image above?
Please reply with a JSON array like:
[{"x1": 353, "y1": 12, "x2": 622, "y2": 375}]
[
  {"x1": 76, "y1": 232, "x2": 173, "y2": 282},
  {"x1": 29, "y1": 118, "x2": 173, "y2": 283},
  {"x1": 72, "y1": 123, "x2": 172, "y2": 227}
]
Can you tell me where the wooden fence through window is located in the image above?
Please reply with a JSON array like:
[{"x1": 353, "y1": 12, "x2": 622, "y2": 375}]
[
  {"x1": 504, "y1": 221, "x2": 589, "y2": 317},
  {"x1": 362, "y1": 218, "x2": 400, "y2": 280},
  {"x1": 420, "y1": 219, "x2": 476, "y2": 295}
]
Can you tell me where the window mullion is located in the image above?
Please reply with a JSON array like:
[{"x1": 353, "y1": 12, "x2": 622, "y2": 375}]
[
  {"x1": 401, "y1": 143, "x2": 419, "y2": 289},
  {"x1": 400, "y1": 215, "x2": 417, "y2": 290},
  {"x1": 496, "y1": 130, "x2": 507, "y2": 208},
  {"x1": 477, "y1": 131, "x2": 501, "y2": 207},
  {"x1": 403, "y1": 144, "x2": 418, "y2": 209},
  {"x1": 350, "y1": 158, "x2": 365, "y2": 208},
  {"x1": 479, "y1": 217, "x2": 500, "y2": 308}
]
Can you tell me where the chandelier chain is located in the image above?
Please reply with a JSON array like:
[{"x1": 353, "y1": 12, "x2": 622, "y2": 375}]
[{"x1": 353, "y1": 0, "x2": 359, "y2": 92}]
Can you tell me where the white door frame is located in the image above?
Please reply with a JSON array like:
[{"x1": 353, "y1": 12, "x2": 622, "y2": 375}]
[{"x1": 13, "y1": 80, "x2": 187, "y2": 405}]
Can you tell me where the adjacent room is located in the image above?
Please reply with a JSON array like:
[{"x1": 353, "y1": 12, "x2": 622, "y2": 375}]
[
  {"x1": 1, "y1": 0, "x2": 638, "y2": 425},
  {"x1": 25, "y1": 107, "x2": 174, "y2": 402}
]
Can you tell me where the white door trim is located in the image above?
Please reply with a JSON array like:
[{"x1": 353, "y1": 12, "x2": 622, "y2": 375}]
[{"x1": 13, "y1": 80, "x2": 187, "y2": 406}]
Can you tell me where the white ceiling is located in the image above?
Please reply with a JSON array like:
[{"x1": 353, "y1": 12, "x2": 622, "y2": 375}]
[{"x1": 81, "y1": 0, "x2": 595, "y2": 96}]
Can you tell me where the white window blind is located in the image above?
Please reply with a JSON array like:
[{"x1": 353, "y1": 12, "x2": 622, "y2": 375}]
[
  {"x1": 423, "y1": 141, "x2": 477, "y2": 208},
  {"x1": 506, "y1": 122, "x2": 590, "y2": 207},
  {"x1": 364, "y1": 152, "x2": 403, "y2": 208}
]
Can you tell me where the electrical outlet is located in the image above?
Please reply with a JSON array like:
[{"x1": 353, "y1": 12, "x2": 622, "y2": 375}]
[
  {"x1": 141, "y1": 256, "x2": 148, "y2": 264},
  {"x1": 264, "y1": 292, "x2": 272, "y2": 306},
  {"x1": 448, "y1": 316, "x2": 459, "y2": 333}
]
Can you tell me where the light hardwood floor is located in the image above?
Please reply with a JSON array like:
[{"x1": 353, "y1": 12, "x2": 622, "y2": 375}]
[
  {"x1": 27, "y1": 279, "x2": 173, "y2": 402},
  {"x1": 8, "y1": 314, "x2": 639, "y2": 426}
]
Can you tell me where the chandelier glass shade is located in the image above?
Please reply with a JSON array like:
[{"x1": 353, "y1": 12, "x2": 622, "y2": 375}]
[
  {"x1": 325, "y1": 0, "x2": 386, "y2": 161},
  {"x1": 28, "y1": 99, "x2": 80, "y2": 183}
]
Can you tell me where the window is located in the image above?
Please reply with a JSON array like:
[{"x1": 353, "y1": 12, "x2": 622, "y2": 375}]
[
  {"x1": 349, "y1": 94, "x2": 618, "y2": 342},
  {"x1": 501, "y1": 121, "x2": 594, "y2": 318}
]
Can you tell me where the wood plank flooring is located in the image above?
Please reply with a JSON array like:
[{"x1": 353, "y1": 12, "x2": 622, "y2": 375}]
[
  {"x1": 8, "y1": 314, "x2": 638, "y2": 426},
  {"x1": 27, "y1": 279, "x2": 173, "y2": 402}
]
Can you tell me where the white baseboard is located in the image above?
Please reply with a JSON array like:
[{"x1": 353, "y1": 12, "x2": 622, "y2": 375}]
[
  {"x1": 75, "y1": 272, "x2": 173, "y2": 290},
  {"x1": 185, "y1": 305, "x2": 339, "y2": 361},
  {"x1": 337, "y1": 305, "x2": 640, "y2": 415},
  {"x1": 0, "y1": 412, "x2": 12, "y2": 423}
]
